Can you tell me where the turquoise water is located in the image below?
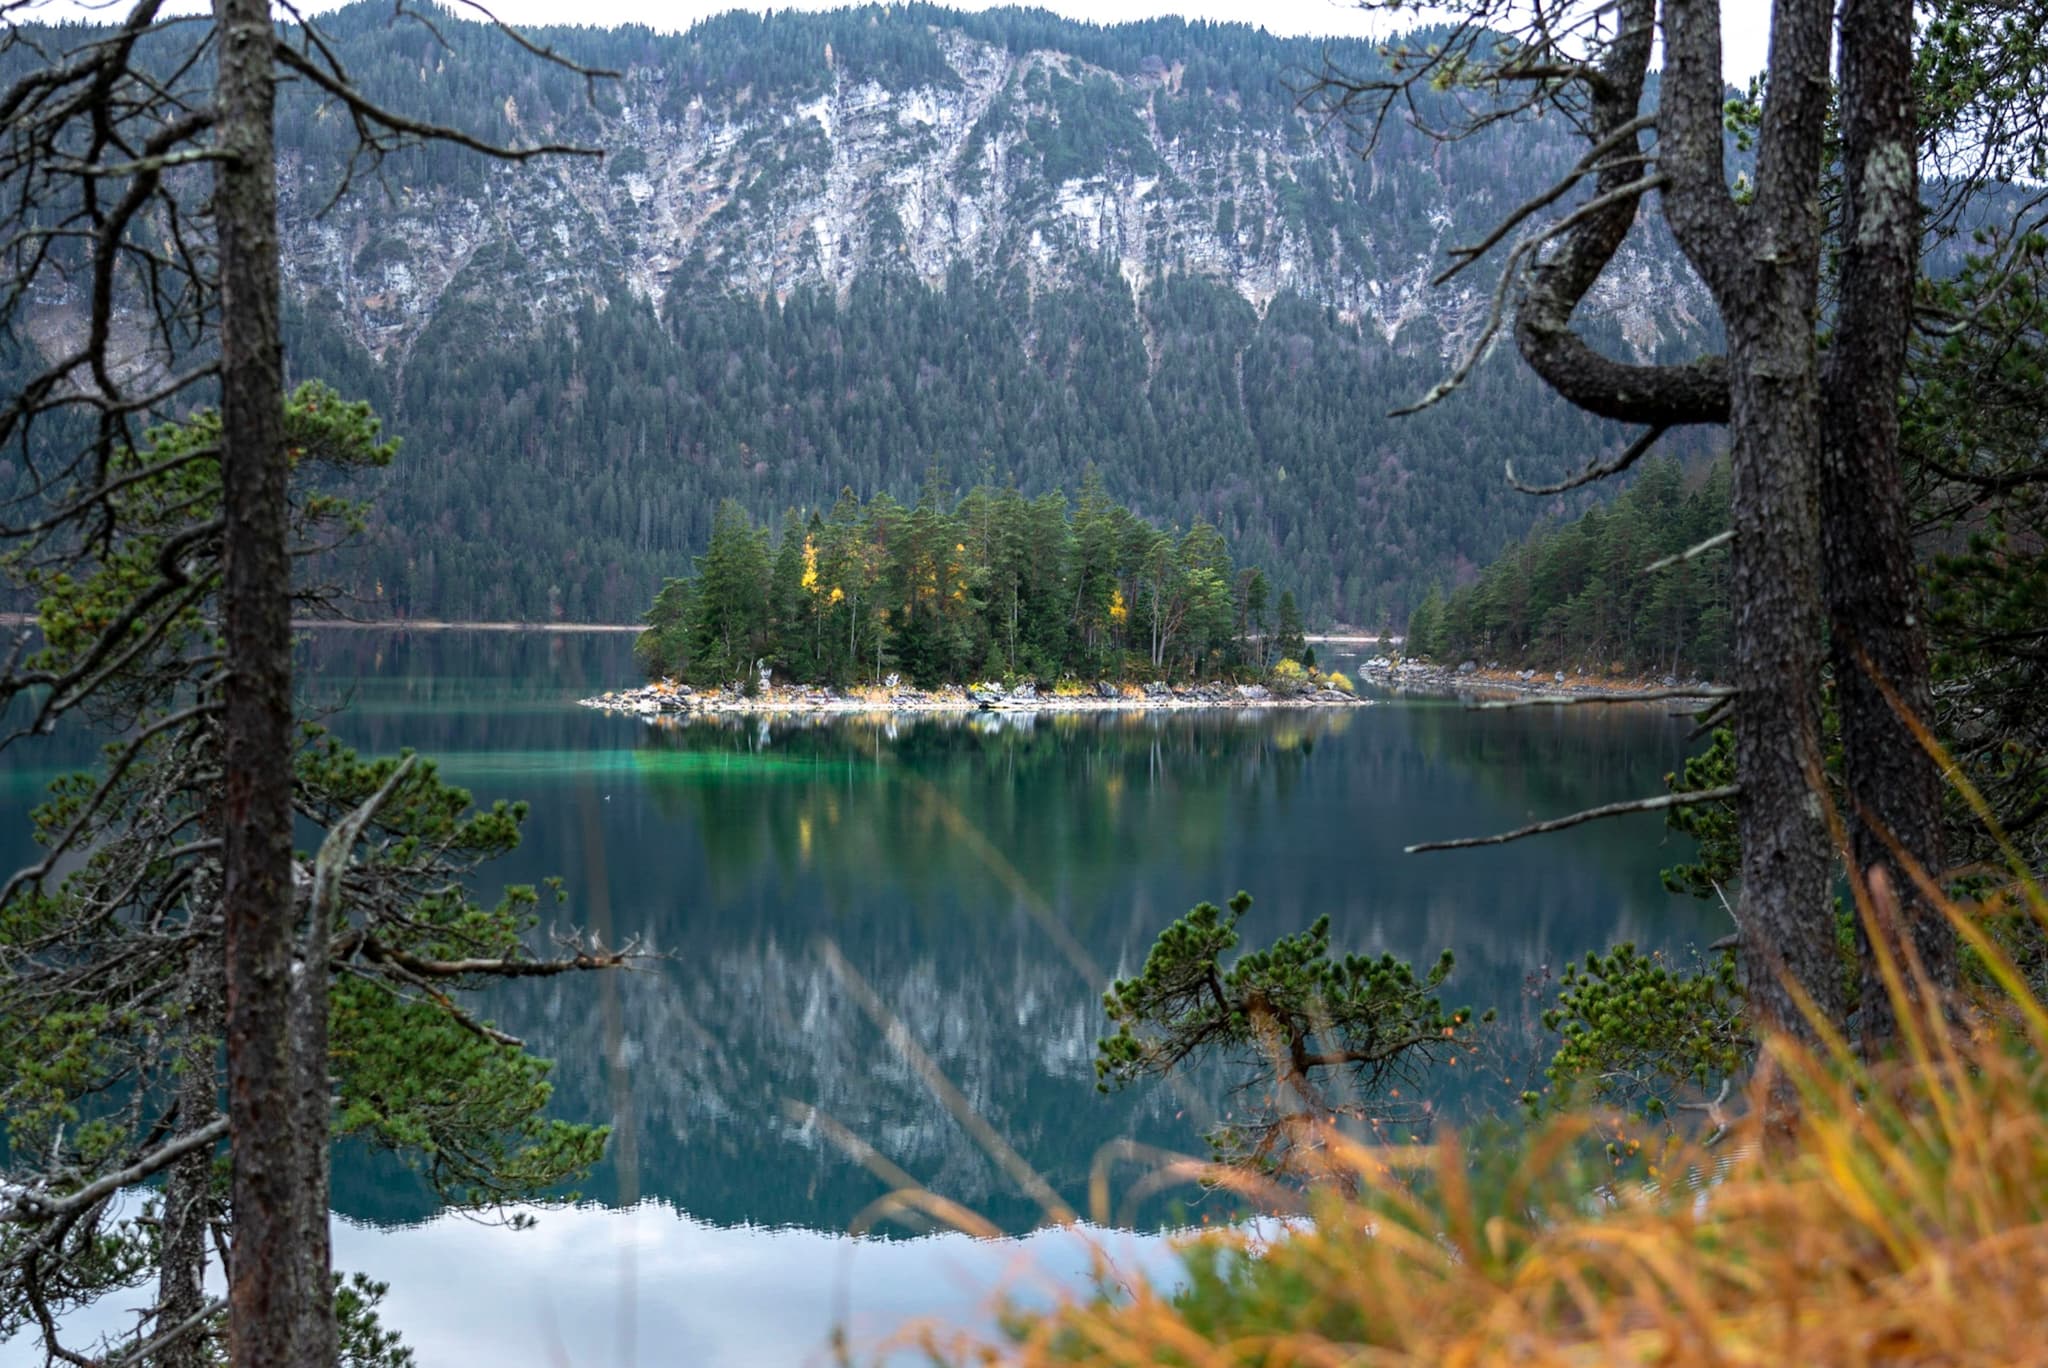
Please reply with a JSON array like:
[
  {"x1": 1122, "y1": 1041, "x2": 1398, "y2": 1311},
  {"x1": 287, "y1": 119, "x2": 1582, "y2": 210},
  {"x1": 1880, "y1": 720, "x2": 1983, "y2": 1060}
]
[{"x1": 0, "y1": 629, "x2": 1726, "y2": 1365}]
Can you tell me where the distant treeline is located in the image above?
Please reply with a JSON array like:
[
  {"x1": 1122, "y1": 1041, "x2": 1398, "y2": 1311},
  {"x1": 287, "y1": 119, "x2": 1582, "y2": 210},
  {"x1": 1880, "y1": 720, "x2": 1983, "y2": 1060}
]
[
  {"x1": 636, "y1": 474, "x2": 1307, "y2": 687},
  {"x1": 1407, "y1": 457, "x2": 1732, "y2": 679}
]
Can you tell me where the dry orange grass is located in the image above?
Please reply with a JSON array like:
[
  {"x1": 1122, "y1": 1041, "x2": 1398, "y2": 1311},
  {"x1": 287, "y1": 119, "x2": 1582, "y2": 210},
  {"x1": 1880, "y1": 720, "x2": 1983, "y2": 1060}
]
[{"x1": 931, "y1": 871, "x2": 2048, "y2": 1366}]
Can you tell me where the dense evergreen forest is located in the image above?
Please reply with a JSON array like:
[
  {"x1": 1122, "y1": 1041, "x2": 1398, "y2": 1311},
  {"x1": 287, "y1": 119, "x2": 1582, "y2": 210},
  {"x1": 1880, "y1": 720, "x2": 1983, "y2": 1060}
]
[
  {"x1": 1407, "y1": 457, "x2": 1733, "y2": 679},
  {"x1": 636, "y1": 476, "x2": 1310, "y2": 687},
  {"x1": 4, "y1": 4, "x2": 1720, "y2": 628}
]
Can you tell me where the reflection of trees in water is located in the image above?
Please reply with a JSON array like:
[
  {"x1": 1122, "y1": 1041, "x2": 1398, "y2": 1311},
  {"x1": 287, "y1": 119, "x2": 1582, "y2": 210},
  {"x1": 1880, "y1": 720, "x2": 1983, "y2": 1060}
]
[
  {"x1": 628, "y1": 711, "x2": 1340, "y2": 936},
  {"x1": 319, "y1": 698, "x2": 1727, "y2": 1240},
  {"x1": 1403, "y1": 700, "x2": 1699, "y2": 825}
]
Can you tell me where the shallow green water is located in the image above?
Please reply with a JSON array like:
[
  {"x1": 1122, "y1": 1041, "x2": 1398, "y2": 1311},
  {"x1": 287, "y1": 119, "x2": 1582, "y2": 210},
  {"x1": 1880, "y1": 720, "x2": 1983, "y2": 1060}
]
[{"x1": 0, "y1": 629, "x2": 1728, "y2": 1365}]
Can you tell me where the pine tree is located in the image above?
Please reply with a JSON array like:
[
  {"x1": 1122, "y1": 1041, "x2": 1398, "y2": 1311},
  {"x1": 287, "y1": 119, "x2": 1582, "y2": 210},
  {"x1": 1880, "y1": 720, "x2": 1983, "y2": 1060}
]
[
  {"x1": 1275, "y1": 589, "x2": 1308, "y2": 662},
  {"x1": 687, "y1": 500, "x2": 771, "y2": 686},
  {"x1": 1406, "y1": 584, "x2": 1443, "y2": 660}
]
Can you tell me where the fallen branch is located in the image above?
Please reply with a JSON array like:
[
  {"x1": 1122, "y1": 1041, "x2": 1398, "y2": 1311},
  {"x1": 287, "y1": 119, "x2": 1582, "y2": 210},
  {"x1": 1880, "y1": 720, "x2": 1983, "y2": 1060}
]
[{"x1": 1406, "y1": 784, "x2": 1740, "y2": 853}]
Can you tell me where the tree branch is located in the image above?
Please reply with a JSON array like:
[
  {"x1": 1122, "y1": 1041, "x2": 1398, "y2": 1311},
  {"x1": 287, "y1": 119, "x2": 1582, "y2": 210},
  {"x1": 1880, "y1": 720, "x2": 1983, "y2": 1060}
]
[
  {"x1": 1405, "y1": 785, "x2": 1741, "y2": 853},
  {"x1": 1, "y1": 1117, "x2": 229, "y2": 1227},
  {"x1": 1508, "y1": 423, "x2": 1668, "y2": 494},
  {"x1": 1644, "y1": 528, "x2": 1734, "y2": 572}
]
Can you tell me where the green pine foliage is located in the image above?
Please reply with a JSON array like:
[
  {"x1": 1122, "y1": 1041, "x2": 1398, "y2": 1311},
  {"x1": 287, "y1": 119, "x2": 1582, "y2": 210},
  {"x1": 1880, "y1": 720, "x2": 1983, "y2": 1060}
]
[
  {"x1": 1660, "y1": 728, "x2": 1740, "y2": 899},
  {"x1": 636, "y1": 475, "x2": 1288, "y2": 687},
  {"x1": 1532, "y1": 942, "x2": 1748, "y2": 1119},
  {"x1": 1404, "y1": 583, "x2": 1444, "y2": 659},
  {"x1": 1096, "y1": 891, "x2": 1488, "y2": 1168},
  {"x1": 0, "y1": 388, "x2": 610, "y2": 1358},
  {"x1": 1912, "y1": 239, "x2": 2048, "y2": 875}
]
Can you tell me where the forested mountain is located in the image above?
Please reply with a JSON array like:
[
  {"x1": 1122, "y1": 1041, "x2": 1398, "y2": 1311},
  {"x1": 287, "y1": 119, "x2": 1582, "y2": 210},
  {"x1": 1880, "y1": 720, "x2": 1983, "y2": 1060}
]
[
  {"x1": 1408, "y1": 457, "x2": 1733, "y2": 679},
  {"x1": 18, "y1": 3, "x2": 1719, "y2": 624}
]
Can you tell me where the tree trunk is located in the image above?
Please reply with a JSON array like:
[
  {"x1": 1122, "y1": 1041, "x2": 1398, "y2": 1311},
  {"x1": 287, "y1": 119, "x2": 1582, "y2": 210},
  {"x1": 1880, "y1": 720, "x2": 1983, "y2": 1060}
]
[
  {"x1": 1822, "y1": 0, "x2": 1951, "y2": 1048},
  {"x1": 215, "y1": 0, "x2": 330, "y2": 1361},
  {"x1": 1724, "y1": 301, "x2": 1840, "y2": 1047},
  {"x1": 154, "y1": 945, "x2": 221, "y2": 1368},
  {"x1": 1661, "y1": 0, "x2": 1843, "y2": 1058}
]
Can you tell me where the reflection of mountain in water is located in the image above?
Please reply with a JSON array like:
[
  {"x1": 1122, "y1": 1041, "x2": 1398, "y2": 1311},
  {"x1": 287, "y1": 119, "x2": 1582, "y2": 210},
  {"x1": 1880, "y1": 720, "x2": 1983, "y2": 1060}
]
[{"x1": 5, "y1": 632, "x2": 1711, "y2": 1238}]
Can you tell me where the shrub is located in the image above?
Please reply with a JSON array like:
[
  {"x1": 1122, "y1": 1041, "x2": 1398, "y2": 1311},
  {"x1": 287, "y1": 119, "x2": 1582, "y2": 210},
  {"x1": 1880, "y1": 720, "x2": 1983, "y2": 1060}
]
[
  {"x1": 955, "y1": 873, "x2": 2048, "y2": 1368},
  {"x1": 1269, "y1": 658, "x2": 1310, "y2": 696}
]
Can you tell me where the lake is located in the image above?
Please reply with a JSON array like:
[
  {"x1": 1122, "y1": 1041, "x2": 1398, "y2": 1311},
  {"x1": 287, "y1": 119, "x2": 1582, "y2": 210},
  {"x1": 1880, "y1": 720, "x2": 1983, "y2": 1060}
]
[{"x1": 0, "y1": 629, "x2": 1726, "y2": 1365}]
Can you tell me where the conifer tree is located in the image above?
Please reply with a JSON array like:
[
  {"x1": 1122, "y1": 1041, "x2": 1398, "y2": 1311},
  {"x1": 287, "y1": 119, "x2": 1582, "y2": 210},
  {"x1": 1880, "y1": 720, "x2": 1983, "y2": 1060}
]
[
  {"x1": 687, "y1": 500, "x2": 771, "y2": 686},
  {"x1": 1275, "y1": 590, "x2": 1308, "y2": 662}
]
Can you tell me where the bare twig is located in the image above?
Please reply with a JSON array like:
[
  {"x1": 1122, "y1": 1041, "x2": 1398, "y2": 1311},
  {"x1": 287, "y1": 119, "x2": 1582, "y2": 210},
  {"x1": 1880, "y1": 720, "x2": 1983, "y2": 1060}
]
[
  {"x1": 1390, "y1": 172, "x2": 1670, "y2": 419},
  {"x1": 1435, "y1": 112, "x2": 1659, "y2": 286},
  {"x1": 104, "y1": 1296, "x2": 227, "y2": 1367},
  {"x1": 1509, "y1": 423, "x2": 1668, "y2": 495},
  {"x1": 1644, "y1": 528, "x2": 1734, "y2": 572},
  {"x1": 1406, "y1": 784, "x2": 1741, "y2": 853}
]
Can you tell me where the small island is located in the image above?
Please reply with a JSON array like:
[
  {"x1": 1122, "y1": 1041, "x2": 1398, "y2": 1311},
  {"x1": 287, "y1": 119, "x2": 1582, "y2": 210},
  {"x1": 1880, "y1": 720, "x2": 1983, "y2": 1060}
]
[
  {"x1": 581, "y1": 673, "x2": 1365, "y2": 717},
  {"x1": 590, "y1": 479, "x2": 1370, "y2": 716}
]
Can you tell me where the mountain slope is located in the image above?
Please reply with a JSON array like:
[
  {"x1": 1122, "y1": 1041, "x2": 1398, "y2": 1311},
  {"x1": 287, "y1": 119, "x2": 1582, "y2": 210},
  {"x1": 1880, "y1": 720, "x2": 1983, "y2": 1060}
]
[{"x1": 31, "y1": 4, "x2": 1722, "y2": 624}]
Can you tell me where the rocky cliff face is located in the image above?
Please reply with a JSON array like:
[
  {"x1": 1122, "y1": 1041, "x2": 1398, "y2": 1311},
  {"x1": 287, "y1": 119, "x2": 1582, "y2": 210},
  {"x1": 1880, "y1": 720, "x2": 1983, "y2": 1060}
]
[{"x1": 275, "y1": 17, "x2": 1709, "y2": 378}]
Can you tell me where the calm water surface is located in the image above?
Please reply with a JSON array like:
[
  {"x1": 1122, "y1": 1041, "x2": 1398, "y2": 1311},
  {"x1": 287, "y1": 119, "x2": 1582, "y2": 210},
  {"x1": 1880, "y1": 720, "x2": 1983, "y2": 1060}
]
[{"x1": 2, "y1": 630, "x2": 1727, "y2": 1365}]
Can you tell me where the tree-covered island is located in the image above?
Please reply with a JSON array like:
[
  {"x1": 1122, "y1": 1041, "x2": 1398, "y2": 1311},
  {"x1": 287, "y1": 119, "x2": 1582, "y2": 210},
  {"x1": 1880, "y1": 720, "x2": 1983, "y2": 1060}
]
[{"x1": 609, "y1": 474, "x2": 1362, "y2": 712}]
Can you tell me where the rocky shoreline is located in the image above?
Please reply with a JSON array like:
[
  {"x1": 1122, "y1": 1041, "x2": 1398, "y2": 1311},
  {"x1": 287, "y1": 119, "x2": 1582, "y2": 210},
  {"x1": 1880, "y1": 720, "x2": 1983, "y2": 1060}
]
[
  {"x1": 1347, "y1": 653, "x2": 1727, "y2": 703},
  {"x1": 579, "y1": 675, "x2": 1367, "y2": 718},
  {"x1": 578, "y1": 656, "x2": 1726, "y2": 721}
]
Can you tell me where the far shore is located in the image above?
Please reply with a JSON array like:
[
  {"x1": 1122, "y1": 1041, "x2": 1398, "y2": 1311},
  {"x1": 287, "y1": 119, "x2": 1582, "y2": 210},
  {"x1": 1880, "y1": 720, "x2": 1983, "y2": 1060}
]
[
  {"x1": 1, "y1": 613, "x2": 1387, "y2": 642},
  {"x1": 289, "y1": 620, "x2": 1380, "y2": 642},
  {"x1": 290, "y1": 618, "x2": 645, "y2": 633},
  {"x1": 0, "y1": 613, "x2": 648, "y2": 633}
]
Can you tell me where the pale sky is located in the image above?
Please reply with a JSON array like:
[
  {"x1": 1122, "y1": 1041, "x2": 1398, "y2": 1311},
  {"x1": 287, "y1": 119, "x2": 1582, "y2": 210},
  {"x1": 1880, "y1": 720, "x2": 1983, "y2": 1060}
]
[{"x1": 31, "y1": 0, "x2": 1780, "y2": 82}]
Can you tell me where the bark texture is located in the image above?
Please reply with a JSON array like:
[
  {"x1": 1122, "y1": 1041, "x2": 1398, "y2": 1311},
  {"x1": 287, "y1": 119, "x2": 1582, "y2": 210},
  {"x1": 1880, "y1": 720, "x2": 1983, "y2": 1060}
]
[
  {"x1": 1822, "y1": 0, "x2": 1952, "y2": 1044},
  {"x1": 1660, "y1": 0, "x2": 1842, "y2": 1046},
  {"x1": 215, "y1": 0, "x2": 330, "y2": 1361}
]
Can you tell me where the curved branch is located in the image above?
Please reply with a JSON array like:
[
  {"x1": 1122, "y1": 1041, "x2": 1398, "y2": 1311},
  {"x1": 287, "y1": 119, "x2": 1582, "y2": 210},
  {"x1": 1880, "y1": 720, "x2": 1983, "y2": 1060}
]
[
  {"x1": 1508, "y1": 423, "x2": 1669, "y2": 494},
  {"x1": 1507, "y1": 0, "x2": 1731, "y2": 428}
]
